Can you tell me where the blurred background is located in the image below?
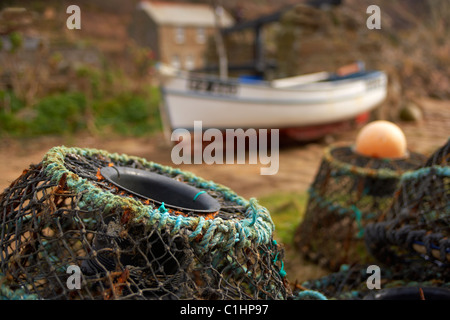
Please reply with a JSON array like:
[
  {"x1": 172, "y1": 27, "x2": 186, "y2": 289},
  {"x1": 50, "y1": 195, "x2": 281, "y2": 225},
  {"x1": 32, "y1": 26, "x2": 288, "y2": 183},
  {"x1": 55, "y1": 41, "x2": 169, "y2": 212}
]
[{"x1": 0, "y1": 0, "x2": 448, "y2": 281}]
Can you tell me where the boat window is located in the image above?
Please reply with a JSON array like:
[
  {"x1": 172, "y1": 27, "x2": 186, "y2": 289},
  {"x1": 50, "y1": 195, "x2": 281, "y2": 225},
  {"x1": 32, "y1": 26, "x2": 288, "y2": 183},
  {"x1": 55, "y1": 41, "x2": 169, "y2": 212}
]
[{"x1": 188, "y1": 78, "x2": 238, "y2": 95}]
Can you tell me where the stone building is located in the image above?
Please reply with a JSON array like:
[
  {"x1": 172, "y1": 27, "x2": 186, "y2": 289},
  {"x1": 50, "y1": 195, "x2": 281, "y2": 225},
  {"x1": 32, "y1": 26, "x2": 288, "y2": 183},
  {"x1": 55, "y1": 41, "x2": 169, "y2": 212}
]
[{"x1": 129, "y1": 1, "x2": 234, "y2": 71}]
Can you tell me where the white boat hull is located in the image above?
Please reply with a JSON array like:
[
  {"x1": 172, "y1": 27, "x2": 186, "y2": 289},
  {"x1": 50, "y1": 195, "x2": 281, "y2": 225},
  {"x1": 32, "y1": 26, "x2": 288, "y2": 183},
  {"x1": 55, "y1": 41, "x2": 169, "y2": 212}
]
[{"x1": 160, "y1": 70, "x2": 388, "y2": 130}]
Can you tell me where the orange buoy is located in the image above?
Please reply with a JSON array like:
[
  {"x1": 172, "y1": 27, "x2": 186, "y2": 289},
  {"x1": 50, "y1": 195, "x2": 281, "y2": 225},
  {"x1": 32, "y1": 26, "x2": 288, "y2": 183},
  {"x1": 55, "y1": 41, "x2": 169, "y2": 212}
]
[{"x1": 355, "y1": 120, "x2": 407, "y2": 159}]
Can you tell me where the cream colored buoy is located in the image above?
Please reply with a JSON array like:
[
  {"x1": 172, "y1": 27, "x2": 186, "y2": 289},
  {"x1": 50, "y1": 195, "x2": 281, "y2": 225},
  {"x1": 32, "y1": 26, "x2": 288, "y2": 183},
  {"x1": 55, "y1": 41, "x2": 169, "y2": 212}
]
[{"x1": 355, "y1": 120, "x2": 407, "y2": 159}]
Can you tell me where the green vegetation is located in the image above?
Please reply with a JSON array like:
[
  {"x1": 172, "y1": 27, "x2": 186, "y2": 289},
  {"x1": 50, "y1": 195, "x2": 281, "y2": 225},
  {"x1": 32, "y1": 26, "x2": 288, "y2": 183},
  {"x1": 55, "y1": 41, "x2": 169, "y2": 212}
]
[
  {"x1": 92, "y1": 88, "x2": 161, "y2": 136},
  {"x1": 32, "y1": 92, "x2": 86, "y2": 135},
  {"x1": 0, "y1": 86, "x2": 161, "y2": 138},
  {"x1": 259, "y1": 191, "x2": 309, "y2": 245},
  {"x1": 0, "y1": 27, "x2": 160, "y2": 138}
]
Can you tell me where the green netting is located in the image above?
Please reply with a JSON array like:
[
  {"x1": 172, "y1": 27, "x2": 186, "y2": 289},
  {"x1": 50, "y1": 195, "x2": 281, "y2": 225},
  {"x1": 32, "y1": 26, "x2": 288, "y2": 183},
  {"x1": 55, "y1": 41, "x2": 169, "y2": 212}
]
[
  {"x1": 299, "y1": 139, "x2": 450, "y2": 299},
  {"x1": 365, "y1": 138, "x2": 450, "y2": 268},
  {"x1": 300, "y1": 262, "x2": 450, "y2": 300},
  {"x1": 294, "y1": 143, "x2": 426, "y2": 270},
  {"x1": 0, "y1": 146, "x2": 305, "y2": 300}
]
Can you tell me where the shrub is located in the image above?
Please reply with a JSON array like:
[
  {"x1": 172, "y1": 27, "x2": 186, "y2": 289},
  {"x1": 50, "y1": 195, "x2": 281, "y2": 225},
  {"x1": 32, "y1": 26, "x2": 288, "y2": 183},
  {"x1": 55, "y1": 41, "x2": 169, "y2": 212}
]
[
  {"x1": 0, "y1": 87, "x2": 161, "y2": 137},
  {"x1": 31, "y1": 92, "x2": 86, "y2": 135},
  {"x1": 93, "y1": 88, "x2": 161, "y2": 136},
  {"x1": 0, "y1": 90, "x2": 26, "y2": 135}
]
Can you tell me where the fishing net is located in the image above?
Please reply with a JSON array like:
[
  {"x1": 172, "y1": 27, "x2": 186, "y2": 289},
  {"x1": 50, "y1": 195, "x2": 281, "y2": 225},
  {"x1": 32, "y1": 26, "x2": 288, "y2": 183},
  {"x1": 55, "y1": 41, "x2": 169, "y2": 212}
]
[
  {"x1": 364, "y1": 138, "x2": 450, "y2": 270},
  {"x1": 294, "y1": 143, "x2": 426, "y2": 271},
  {"x1": 299, "y1": 139, "x2": 450, "y2": 300},
  {"x1": 299, "y1": 261, "x2": 450, "y2": 300},
  {"x1": 0, "y1": 146, "x2": 292, "y2": 300}
]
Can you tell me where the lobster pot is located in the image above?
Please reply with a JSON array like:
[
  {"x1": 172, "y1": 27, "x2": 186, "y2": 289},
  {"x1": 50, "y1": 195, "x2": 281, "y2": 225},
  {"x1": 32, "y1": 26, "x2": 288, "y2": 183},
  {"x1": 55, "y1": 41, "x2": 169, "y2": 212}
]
[
  {"x1": 299, "y1": 262, "x2": 450, "y2": 300},
  {"x1": 365, "y1": 139, "x2": 450, "y2": 273},
  {"x1": 294, "y1": 143, "x2": 425, "y2": 271},
  {"x1": 0, "y1": 147, "x2": 289, "y2": 300}
]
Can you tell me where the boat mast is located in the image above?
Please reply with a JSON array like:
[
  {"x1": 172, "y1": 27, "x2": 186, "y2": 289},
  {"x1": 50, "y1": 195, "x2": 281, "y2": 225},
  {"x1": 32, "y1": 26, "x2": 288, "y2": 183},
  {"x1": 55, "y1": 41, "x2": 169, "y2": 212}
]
[{"x1": 211, "y1": 0, "x2": 228, "y2": 80}]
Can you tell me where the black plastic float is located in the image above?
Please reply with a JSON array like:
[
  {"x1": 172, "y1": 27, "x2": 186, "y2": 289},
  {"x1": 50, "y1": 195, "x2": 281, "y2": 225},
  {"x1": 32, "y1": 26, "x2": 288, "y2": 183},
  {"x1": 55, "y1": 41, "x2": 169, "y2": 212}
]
[{"x1": 100, "y1": 166, "x2": 221, "y2": 213}]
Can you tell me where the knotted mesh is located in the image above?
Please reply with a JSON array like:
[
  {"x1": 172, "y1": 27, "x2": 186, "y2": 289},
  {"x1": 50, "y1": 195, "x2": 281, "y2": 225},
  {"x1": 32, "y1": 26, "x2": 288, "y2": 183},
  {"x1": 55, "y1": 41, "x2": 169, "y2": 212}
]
[
  {"x1": 365, "y1": 138, "x2": 450, "y2": 269},
  {"x1": 300, "y1": 139, "x2": 450, "y2": 299},
  {"x1": 294, "y1": 143, "x2": 426, "y2": 270},
  {"x1": 0, "y1": 146, "x2": 291, "y2": 300}
]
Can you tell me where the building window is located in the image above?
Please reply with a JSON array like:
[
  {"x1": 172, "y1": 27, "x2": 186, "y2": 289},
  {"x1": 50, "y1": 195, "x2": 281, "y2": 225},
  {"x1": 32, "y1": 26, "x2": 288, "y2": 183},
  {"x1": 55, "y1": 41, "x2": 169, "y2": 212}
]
[
  {"x1": 171, "y1": 54, "x2": 181, "y2": 69},
  {"x1": 185, "y1": 54, "x2": 195, "y2": 70},
  {"x1": 175, "y1": 26, "x2": 185, "y2": 44},
  {"x1": 196, "y1": 27, "x2": 206, "y2": 44}
]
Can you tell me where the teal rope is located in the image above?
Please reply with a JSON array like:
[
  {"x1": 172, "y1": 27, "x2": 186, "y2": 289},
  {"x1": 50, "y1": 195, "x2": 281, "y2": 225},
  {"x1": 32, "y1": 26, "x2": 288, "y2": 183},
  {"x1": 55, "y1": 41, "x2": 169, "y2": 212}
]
[
  {"x1": 308, "y1": 188, "x2": 377, "y2": 235},
  {"x1": 0, "y1": 274, "x2": 38, "y2": 300},
  {"x1": 295, "y1": 290, "x2": 328, "y2": 300},
  {"x1": 400, "y1": 165, "x2": 449, "y2": 181},
  {"x1": 278, "y1": 261, "x2": 286, "y2": 278},
  {"x1": 272, "y1": 240, "x2": 287, "y2": 278},
  {"x1": 42, "y1": 146, "x2": 276, "y2": 253},
  {"x1": 158, "y1": 202, "x2": 168, "y2": 213},
  {"x1": 351, "y1": 205, "x2": 364, "y2": 238}
]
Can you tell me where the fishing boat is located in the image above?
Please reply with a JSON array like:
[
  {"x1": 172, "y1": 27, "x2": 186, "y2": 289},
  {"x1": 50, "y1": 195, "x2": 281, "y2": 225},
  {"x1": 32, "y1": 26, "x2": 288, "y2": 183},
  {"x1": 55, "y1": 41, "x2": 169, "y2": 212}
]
[{"x1": 158, "y1": 63, "x2": 388, "y2": 140}]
